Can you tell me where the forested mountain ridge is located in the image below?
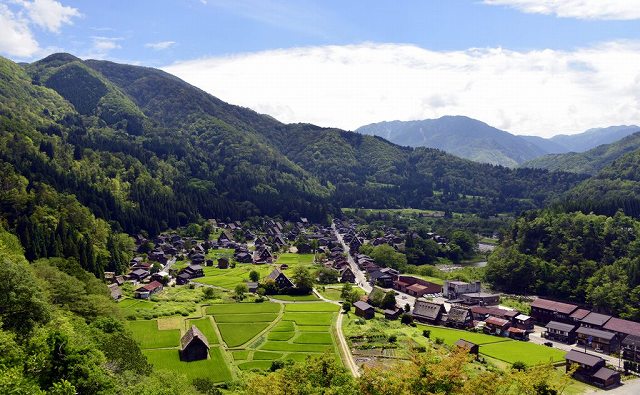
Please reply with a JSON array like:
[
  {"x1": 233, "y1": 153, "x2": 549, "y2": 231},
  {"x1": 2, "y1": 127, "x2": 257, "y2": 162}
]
[
  {"x1": 521, "y1": 132, "x2": 640, "y2": 174},
  {"x1": 0, "y1": 53, "x2": 587, "y2": 250}
]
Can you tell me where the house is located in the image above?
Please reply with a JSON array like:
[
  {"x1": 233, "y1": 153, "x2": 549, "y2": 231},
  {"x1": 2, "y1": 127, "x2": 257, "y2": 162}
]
[
  {"x1": 508, "y1": 327, "x2": 528, "y2": 340},
  {"x1": 217, "y1": 257, "x2": 229, "y2": 269},
  {"x1": 354, "y1": 301, "x2": 375, "y2": 319},
  {"x1": 369, "y1": 268, "x2": 398, "y2": 288},
  {"x1": 246, "y1": 282, "x2": 259, "y2": 293},
  {"x1": 181, "y1": 264, "x2": 204, "y2": 279},
  {"x1": 461, "y1": 292, "x2": 500, "y2": 306},
  {"x1": 108, "y1": 283, "x2": 122, "y2": 301},
  {"x1": 384, "y1": 307, "x2": 402, "y2": 320},
  {"x1": 621, "y1": 334, "x2": 640, "y2": 362},
  {"x1": 603, "y1": 317, "x2": 640, "y2": 341},
  {"x1": 134, "y1": 281, "x2": 163, "y2": 299},
  {"x1": 545, "y1": 321, "x2": 578, "y2": 344},
  {"x1": 576, "y1": 327, "x2": 618, "y2": 354},
  {"x1": 393, "y1": 275, "x2": 442, "y2": 296},
  {"x1": 445, "y1": 306, "x2": 474, "y2": 329},
  {"x1": 412, "y1": 300, "x2": 446, "y2": 324},
  {"x1": 179, "y1": 326, "x2": 210, "y2": 362},
  {"x1": 253, "y1": 248, "x2": 274, "y2": 264},
  {"x1": 128, "y1": 268, "x2": 149, "y2": 282},
  {"x1": 443, "y1": 280, "x2": 481, "y2": 299},
  {"x1": 514, "y1": 314, "x2": 534, "y2": 331},
  {"x1": 339, "y1": 267, "x2": 356, "y2": 283},
  {"x1": 530, "y1": 298, "x2": 578, "y2": 324},
  {"x1": 151, "y1": 271, "x2": 169, "y2": 283},
  {"x1": 176, "y1": 273, "x2": 191, "y2": 285},
  {"x1": 114, "y1": 275, "x2": 125, "y2": 286},
  {"x1": 470, "y1": 306, "x2": 518, "y2": 322},
  {"x1": 218, "y1": 230, "x2": 233, "y2": 244},
  {"x1": 565, "y1": 350, "x2": 620, "y2": 388},
  {"x1": 570, "y1": 308, "x2": 591, "y2": 324},
  {"x1": 484, "y1": 316, "x2": 511, "y2": 336},
  {"x1": 580, "y1": 312, "x2": 612, "y2": 329},
  {"x1": 267, "y1": 268, "x2": 294, "y2": 289},
  {"x1": 235, "y1": 252, "x2": 253, "y2": 263},
  {"x1": 455, "y1": 339, "x2": 479, "y2": 356}
]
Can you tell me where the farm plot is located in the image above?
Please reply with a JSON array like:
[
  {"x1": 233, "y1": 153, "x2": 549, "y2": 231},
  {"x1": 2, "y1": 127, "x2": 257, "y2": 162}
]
[
  {"x1": 217, "y1": 323, "x2": 272, "y2": 347},
  {"x1": 127, "y1": 320, "x2": 180, "y2": 349},
  {"x1": 143, "y1": 347, "x2": 232, "y2": 383},
  {"x1": 293, "y1": 332, "x2": 333, "y2": 344},
  {"x1": 270, "y1": 294, "x2": 320, "y2": 301},
  {"x1": 197, "y1": 265, "x2": 272, "y2": 289},
  {"x1": 479, "y1": 340, "x2": 566, "y2": 366},
  {"x1": 417, "y1": 325, "x2": 509, "y2": 346},
  {"x1": 187, "y1": 317, "x2": 219, "y2": 345},
  {"x1": 318, "y1": 284, "x2": 366, "y2": 301},
  {"x1": 284, "y1": 303, "x2": 339, "y2": 312},
  {"x1": 206, "y1": 302, "x2": 280, "y2": 315},
  {"x1": 208, "y1": 302, "x2": 281, "y2": 347},
  {"x1": 282, "y1": 312, "x2": 335, "y2": 326}
]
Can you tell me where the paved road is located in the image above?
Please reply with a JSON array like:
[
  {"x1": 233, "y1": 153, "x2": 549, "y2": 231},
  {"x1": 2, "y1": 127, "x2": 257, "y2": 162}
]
[{"x1": 332, "y1": 222, "x2": 372, "y2": 294}]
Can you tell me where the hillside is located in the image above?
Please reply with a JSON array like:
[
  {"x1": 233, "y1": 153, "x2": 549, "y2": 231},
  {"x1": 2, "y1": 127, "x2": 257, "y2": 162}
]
[
  {"x1": 521, "y1": 132, "x2": 640, "y2": 174},
  {"x1": 355, "y1": 116, "x2": 547, "y2": 167},
  {"x1": 0, "y1": 53, "x2": 588, "y2": 242}
]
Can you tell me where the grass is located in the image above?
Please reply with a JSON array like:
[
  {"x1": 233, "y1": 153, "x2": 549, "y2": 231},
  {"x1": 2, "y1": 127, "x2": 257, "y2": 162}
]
[
  {"x1": 217, "y1": 323, "x2": 271, "y2": 347},
  {"x1": 282, "y1": 312, "x2": 335, "y2": 326},
  {"x1": 187, "y1": 317, "x2": 220, "y2": 345},
  {"x1": 270, "y1": 294, "x2": 319, "y2": 301},
  {"x1": 317, "y1": 284, "x2": 366, "y2": 301},
  {"x1": 283, "y1": 353, "x2": 319, "y2": 363},
  {"x1": 238, "y1": 361, "x2": 273, "y2": 371},
  {"x1": 284, "y1": 303, "x2": 339, "y2": 312},
  {"x1": 197, "y1": 265, "x2": 272, "y2": 289},
  {"x1": 214, "y1": 313, "x2": 278, "y2": 323},
  {"x1": 293, "y1": 332, "x2": 333, "y2": 344},
  {"x1": 416, "y1": 325, "x2": 507, "y2": 346},
  {"x1": 206, "y1": 302, "x2": 280, "y2": 315},
  {"x1": 479, "y1": 340, "x2": 566, "y2": 366},
  {"x1": 253, "y1": 351, "x2": 284, "y2": 360},
  {"x1": 232, "y1": 350, "x2": 251, "y2": 361},
  {"x1": 260, "y1": 341, "x2": 333, "y2": 353},
  {"x1": 271, "y1": 321, "x2": 295, "y2": 332},
  {"x1": 127, "y1": 320, "x2": 180, "y2": 349},
  {"x1": 143, "y1": 347, "x2": 232, "y2": 383},
  {"x1": 297, "y1": 325, "x2": 332, "y2": 332},
  {"x1": 268, "y1": 331, "x2": 295, "y2": 341}
]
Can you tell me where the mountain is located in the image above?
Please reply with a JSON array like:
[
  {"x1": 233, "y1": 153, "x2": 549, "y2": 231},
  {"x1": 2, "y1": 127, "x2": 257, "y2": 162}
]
[
  {"x1": 519, "y1": 135, "x2": 568, "y2": 154},
  {"x1": 0, "y1": 53, "x2": 588, "y2": 248},
  {"x1": 549, "y1": 125, "x2": 640, "y2": 153},
  {"x1": 521, "y1": 132, "x2": 640, "y2": 174},
  {"x1": 355, "y1": 116, "x2": 547, "y2": 167}
]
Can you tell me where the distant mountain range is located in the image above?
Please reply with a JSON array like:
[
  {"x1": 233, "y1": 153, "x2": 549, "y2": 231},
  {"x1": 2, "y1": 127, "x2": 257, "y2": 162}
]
[
  {"x1": 522, "y1": 132, "x2": 640, "y2": 174},
  {"x1": 356, "y1": 117, "x2": 640, "y2": 167}
]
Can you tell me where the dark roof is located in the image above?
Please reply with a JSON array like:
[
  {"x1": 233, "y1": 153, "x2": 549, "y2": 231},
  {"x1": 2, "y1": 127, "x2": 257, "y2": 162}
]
[
  {"x1": 455, "y1": 339, "x2": 477, "y2": 350},
  {"x1": 576, "y1": 326, "x2": 617, "y2": 340},
  {"x1": 267, "y1": 268, "x2": 284, "y2": 281},
  {"x1": 603, "y1": 317, "x2": 640, "y2": 337},
  {"x1": 447, "y1": 307, "x2": 471, "y2": 323},
  {"x1": 181, "y1": 325, "x2": 210, "y2": 349},
  {"x1": 462, "y1": 292, "x2": 500, "y2": 298},
  {"x1": 486, "y1": 316, "x2": 510, "y2": 327},
  {"x1": 565, "y1": 349, "x2": 603, "y2": 367},
  {"x1": 412, "y1": 300, "x2": 445, "y2": 320},
  {"x1": 570, "y1": 308, "x2": 591, "y2": 320},
  {"x1": 132, "y1": 268, "x2": 148, "y2": 276},
  {"x1": 592, "y1": 367, "x2": 619, "y2": 381},
  {"x1": 187, "y1": 264, "x2": 203, "y2": 271},
  {"x1": 354, "y1": 301, "x2": 373, "y2": 311},
  {"x1": 580, "y1": 312, "x2": 612, "y2": 327},
  {"x1": 139, "y1": 281, "x2": 163, "y2": 292},
  {"x1": 546, "y1": 321, "x2": 577, "y2": 332},
  {"x1": 622, "y1": 334, "x2": 640, "y2": 347},
  {"x1": 531, "y1": 298, "x2": 578, "y2": 314}
]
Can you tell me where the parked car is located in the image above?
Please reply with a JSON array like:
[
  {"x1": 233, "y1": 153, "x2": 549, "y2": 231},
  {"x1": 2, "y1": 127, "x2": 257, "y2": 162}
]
[{"x1": 544, "y1": 342, "x2": 553, "y2": 347}]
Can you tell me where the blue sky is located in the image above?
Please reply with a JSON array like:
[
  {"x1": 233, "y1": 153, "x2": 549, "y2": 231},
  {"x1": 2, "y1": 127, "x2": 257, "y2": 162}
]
[{"x1": 2, "y1": 0, "x2": 640, "y2": 136}]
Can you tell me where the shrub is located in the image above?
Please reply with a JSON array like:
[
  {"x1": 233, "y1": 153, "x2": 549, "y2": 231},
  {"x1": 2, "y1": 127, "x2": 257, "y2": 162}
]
[
  {"x1": 270, "y1": 360, "x2": 285, "y2": 372},
  {"x1": 434, "y1": 337, "x2": 444, "y2": 345},
  {"x1": 400, "y1": 314, "x2": 413, "y2": 325},
  {"x1": 422, "y1": 329, "x2": 431, "y2": 338},
  {"x1": 203, "y1": 287, "x2": 217, "y2": 299},
  {"x1": 388, "y1": 335, "x2": 397, "y2": 343},
  {"x1": 342, "y1": 301, "x2": 352, "y2": 313},
  {"x1": 512, "y1": 361, "x2": 527, "y2": 371}
]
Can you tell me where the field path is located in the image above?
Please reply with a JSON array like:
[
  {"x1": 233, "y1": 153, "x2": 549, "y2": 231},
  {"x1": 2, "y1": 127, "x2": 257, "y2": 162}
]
[{"x1": 336, "y1": 312, "x2": 360, "y2": 377}]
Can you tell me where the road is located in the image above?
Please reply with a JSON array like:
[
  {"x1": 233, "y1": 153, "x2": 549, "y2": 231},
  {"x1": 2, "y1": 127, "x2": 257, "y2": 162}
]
[{"x1": 332, "y1": 221, "x2": 372, "y2": 294}]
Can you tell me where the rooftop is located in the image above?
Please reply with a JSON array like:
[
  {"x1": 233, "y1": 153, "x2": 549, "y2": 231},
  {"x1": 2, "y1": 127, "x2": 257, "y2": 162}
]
[
  {"x1": 565, "y1": 349, "x2": 603, "y2": 367},
  {"x1": 531, "y1": 298, "x2": 578, "y2": 314}
]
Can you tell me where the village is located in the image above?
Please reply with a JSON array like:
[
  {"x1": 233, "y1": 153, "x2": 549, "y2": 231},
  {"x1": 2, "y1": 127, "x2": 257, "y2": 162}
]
[{"x1": 102, "y1": 215, "x2": 640, "y2": 393}]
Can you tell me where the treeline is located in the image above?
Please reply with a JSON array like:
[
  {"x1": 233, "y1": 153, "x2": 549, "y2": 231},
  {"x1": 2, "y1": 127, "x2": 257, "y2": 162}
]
[
  {"x1": 486, "y1": 210, "x2": 640, "y2": 320},
  {"x1": 0, "y1": 226, "x2": 198, "y2": 394}
]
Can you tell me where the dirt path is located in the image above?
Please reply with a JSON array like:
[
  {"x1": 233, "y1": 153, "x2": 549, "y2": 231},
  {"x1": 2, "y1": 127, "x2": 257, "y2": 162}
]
[{"x1": 335, "y1": 312, "x2": 360, "y2": 377}]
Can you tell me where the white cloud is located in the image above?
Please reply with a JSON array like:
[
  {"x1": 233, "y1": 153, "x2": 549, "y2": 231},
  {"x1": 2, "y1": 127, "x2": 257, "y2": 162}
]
[
  {"x1": 145, "y1": 40, "x2": 176, "y2": 50},
  {"x1": 22, "y1": 0, "x2": 80, "y2": 32},
  {"x1": 82, "y1": 36, "x2": 122, "y2": 59},
  {"x1": 0, "y1": 3, "x2": 39, "y2": 57},
  {"x1": 163, "y1": 42, "x2": 640, "y2": 137},
  {"x1": 484, "y1": 0, "x2": 640, "y2": 20}
]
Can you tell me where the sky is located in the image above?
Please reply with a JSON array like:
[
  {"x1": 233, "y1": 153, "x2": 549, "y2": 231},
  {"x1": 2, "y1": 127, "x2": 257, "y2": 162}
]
[{"x1": 1, "y1": 0, "x2": 640, "y2": 136}]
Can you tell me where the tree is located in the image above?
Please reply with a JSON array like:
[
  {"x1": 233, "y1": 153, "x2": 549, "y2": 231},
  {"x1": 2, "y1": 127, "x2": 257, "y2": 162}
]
[
  {"x1": 369, "y1": 244, "x2": 407, "y2": 271},
  {"x1": 342, "y1": 301, "x2": 351, "y2": 313},
  {"x1": 234, "y1": 283, "x2": 248, "y2": 301},
  {"x1": 292, "y1": 266, "x2": 314, "y2": 294},
  {"x1": 340, "y1": 282, "x2": 353, "y2": 300},
  {"x1": 381, "y1": 291, "x2": 397, "y2": 309},
  {"x1": 368, "y1": 288, "x2": 385, "y2": 307},
  {"x1": 249, "y1": 270, "x2": 260, "y2": 282},
  {"x1": 317, "y1": 267, "x2": 339, "y2": 284}
]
